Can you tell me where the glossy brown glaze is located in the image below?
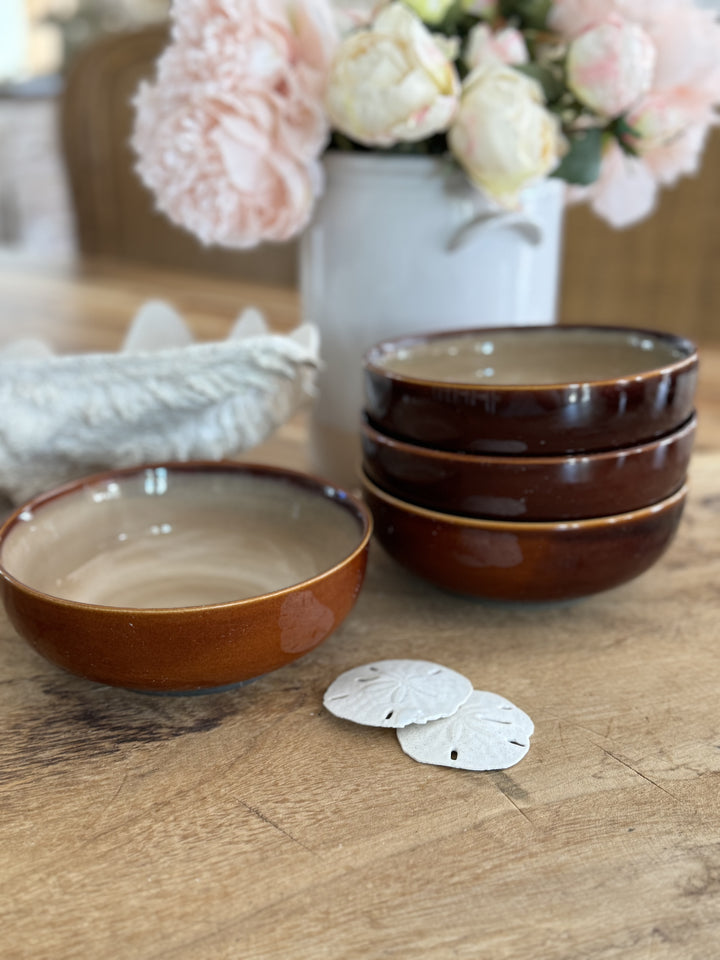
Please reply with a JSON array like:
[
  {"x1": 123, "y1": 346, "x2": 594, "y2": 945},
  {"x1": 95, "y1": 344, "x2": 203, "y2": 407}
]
[
  {"x1": 362, "y1": 472, "x2": 687, "y2": 602},
  {"x1": 0, "y1": 463, "x2": 372, "y2": 692},
  {"x1": 361, "y1": 414, "x2": 696, "y2": 521},
  {"x1": 364, "y1": 326, "x2": 698, "y2": 455}
]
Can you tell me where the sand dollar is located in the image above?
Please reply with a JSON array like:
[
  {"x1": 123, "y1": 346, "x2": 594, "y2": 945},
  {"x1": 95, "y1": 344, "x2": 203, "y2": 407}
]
[
  {"x1": 323, "y1": 659, "x2": 473, "y2": 728},
  {"x1": 397, "y1": 690, "x2": 534, "y2": 770}
]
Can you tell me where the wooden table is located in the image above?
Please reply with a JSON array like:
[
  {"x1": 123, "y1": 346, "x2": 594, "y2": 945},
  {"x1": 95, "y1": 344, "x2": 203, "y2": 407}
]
[{"x1": 1, "y1": 254, "x2": 719, "y2": 960}]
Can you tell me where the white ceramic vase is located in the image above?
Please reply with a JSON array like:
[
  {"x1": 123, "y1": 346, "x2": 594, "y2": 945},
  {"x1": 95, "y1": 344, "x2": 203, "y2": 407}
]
[{"x1": 300, "y1": 152, "x2": 566, "y2": 488}]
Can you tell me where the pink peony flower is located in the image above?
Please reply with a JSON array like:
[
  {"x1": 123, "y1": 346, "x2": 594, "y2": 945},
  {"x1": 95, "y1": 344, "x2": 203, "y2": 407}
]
[
  {"x1": 556, "y1": 0, "x2": 720, "y2": 227},
  {"x1": 551, "y1": 1, "x2": 649, "y2": 37},
  {"x1": 566, "y1": 14, "x2": 655, "y2": 117},
  {"x1": 643, "y1": 122, "x2": 710, "y2": 186},
  {"x1": 465, "y1": 24, "x2": 529, "y2": 70},
  {"x1": 551, "y1": 0, "x2": 716, "y2": 38},
  {"x1": 132, "y1": 0, "x2": 337, "y2": 249},
  {"x1": 644, "y1": 5, "x2": 720, "y2": 99},
  {"x1": 551, "y1": 0, "x2": 720, "y2": 100},
  {"x1": 566, "y1": 141, "x2": 658, "y2": 229},
  {"x1": 331, "y1": 0, "x2": 387, "y2": 34},
  {"x1": 550, "y1": 0, "x2": 616, "y2": 37}
]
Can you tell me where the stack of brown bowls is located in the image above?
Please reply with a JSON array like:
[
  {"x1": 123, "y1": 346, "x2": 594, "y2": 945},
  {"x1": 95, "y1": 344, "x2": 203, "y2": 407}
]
[{"x1": 360, "y1": 325, "x2": 698, "y2": 603}]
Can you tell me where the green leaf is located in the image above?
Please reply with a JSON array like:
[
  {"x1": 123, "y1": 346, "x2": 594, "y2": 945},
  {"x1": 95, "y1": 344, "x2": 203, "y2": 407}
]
[
  {"x1": 434, "y1": 2, "x2": 477, "y2": 38},
  {"x1": 610, "y1": 115, "x2": 641, "y2": 141},
  {"x1": 552, "y1": 128, "x2": 604, "y2": 186},
  {"x1": 499, "y1": 0, "x2": 552, "y2": 30},
  {"x1": 606, "y1": 115, "x2": 642, "y2": 157},
  {"x1": 514, "y1": 63, "x2": 564, "y2": 103}
]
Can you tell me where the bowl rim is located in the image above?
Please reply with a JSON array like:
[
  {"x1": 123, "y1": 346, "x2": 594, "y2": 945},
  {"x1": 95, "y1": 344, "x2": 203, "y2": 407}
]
[
  {"x1": 361, "y1": 470, "x2": 688, "y2": 531},
  {"x1": 361, "y1": 411, "x2": 698, "y2": 466},
  {"x1": 363, "y1": 324, "x2": 698, "y2": 392},
  {"x1": 0, "y1": 460, "x2": 373, "y2": 614}
]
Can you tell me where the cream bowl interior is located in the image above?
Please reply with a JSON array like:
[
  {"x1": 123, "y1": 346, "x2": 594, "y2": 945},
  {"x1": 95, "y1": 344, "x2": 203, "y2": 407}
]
[
  {"x1": 0, "y1": 465, "x2": 364, "y2": 609},
  {"x1": 371, "y1": 327, "x2": 694, "y2": 386}
]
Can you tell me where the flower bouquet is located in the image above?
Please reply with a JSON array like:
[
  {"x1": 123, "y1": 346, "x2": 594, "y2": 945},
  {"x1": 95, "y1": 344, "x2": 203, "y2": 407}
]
[
  {"x1": 132, "y1": 0, "x2": 720, "y2": 484},
  {"x1": 133, "y1": 0, "x2": 720, "y2": 246}
]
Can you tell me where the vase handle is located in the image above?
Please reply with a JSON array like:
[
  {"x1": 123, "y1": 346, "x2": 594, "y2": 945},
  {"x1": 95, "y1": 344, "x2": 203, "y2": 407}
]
[{"x1": 447, "y1": 209, "x2": 543, "y2": 253}]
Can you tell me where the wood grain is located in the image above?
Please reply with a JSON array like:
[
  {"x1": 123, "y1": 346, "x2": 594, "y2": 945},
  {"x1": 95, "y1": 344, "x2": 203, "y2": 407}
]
[
  {"x1": 0, "y1": 255, "x2": 719, "y2": 960},
  {"x1": 1, "y1": 454, "x2": 719, "y2": 960}
]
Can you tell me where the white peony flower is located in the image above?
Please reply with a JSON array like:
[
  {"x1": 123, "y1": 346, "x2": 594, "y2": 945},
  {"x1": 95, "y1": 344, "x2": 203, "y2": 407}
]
[
  {"x1": 567, "y1": 15, "x2": 656, "y2": 118},
  {"x1": 449, "y1": 64, "x2": 565, "y2": 204},
  {"x1": 326, "y1": 2, "x2": 460, "y2": 146}
]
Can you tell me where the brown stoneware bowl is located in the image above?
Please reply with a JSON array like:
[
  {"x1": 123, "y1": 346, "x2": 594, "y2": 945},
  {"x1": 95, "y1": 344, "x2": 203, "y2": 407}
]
[
  {"x1": 361, "y1": 472, "x2": 687, "y2": 602},
  {"x1": 364, "y1": 326, "x2": 698, "y2": 455},
  {"x1": 0, "y1": 463, "x2": 372, "y2": 693},
  {"x1": 361, "y1": 413, "x2": 696, "y2": 521}
]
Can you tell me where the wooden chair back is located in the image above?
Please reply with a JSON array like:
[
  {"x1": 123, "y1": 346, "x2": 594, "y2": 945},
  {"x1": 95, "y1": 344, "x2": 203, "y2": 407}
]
[
  {"x1": 560, "y1": 130, "x2": 720, "y2": 345},
  {"x1": 60, "y1": 25, "x2": 298, "y2": 286}
]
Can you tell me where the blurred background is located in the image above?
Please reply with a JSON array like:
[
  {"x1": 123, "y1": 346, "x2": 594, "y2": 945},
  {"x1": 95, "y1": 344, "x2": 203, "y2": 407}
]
[
  {"x1": 0, "y1": 0, "x2": 718, "y2": 259},
  {"x1": 0, "y1": 0, "x2": 168, "y2": 256},
  {"x1": 0, "y1": 0, "x2": 719, "y2": 343}
]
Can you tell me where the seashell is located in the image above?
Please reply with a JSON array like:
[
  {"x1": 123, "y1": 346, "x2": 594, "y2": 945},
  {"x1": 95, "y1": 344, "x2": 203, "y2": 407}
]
[
  {"x1": 323, "y1": 659, "x2": 473, "y2": 728},
  {"x1": 0, "y1": 301, "x2": 320, "y2": 504},
  {"x1": 397, "y1": 690, "x2": 534, "y2": 771}
]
